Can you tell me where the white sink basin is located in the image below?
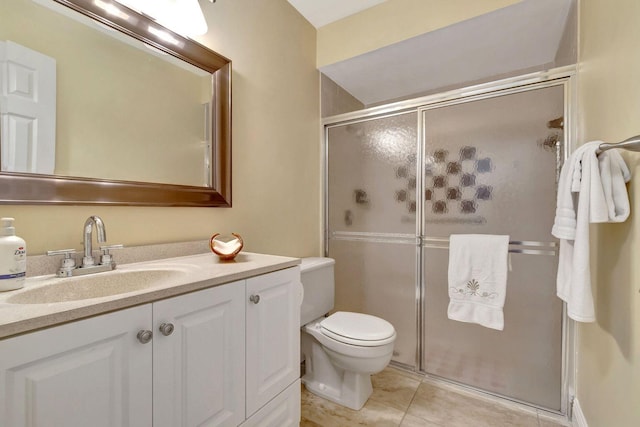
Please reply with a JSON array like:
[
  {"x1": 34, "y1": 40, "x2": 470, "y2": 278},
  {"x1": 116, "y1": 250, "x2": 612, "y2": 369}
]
[{"x1": 7, "y1": 269, "x2": 184, "y2": 304}]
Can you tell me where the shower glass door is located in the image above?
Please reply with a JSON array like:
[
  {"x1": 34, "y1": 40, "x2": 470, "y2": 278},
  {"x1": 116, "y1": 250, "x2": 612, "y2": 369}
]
[
  {"x1": 420, "y1": 85, "x2": 564, "y2": 410},
  {"x1": 326, "y1": 112, "x2": 419, "y2": 368},
  {"x1": 325, "y1": 79, "x2": 567, "y2": 412}
]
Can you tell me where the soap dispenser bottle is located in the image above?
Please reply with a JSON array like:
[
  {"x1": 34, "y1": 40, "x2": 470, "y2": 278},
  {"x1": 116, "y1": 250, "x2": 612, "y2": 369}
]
[{"x1": 0, "y1": 217, "x2": 26, "y2": 291}]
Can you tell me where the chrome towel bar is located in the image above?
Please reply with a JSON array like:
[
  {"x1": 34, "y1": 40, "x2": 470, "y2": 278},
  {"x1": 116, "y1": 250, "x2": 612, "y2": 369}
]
[
  {"x1": 598, "y1": 135, "x2": 640, "y2": 153},
  {"x1": 421, "y1": 237, "x2": 557, "y2": 256},
  {"x1": 329, "y1": 232, "x2": 557, "y2": 256}
]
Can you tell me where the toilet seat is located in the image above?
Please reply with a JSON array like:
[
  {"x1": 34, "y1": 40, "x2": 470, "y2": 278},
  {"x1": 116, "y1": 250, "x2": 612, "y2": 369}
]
[{"x1": 320, "y1": 312, "x2": 396, "y2": 347}]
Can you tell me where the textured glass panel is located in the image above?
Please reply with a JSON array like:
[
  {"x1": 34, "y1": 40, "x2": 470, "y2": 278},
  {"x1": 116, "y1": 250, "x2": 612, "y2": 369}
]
[
  {"x1": 328, "y1": 239, "x2": 417, "y2": 368},
  {"x1": 327, "y1": 112, "x2": 418, "y2": 234},
  {"x1": 421, "y1": 85, "x2": 564, "y2": 411},
  {"x1": 422, "y1": 85, "x2": 563, "y2": 239},
  {"x1": 422, "y1": 248, "x2": 562, "y2": 410}
]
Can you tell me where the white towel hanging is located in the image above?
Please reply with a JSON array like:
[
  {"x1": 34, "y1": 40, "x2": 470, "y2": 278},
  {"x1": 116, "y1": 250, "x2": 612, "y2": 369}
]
[
  {"x1": 552, "y1": 141, "x2": 631, "y2": 322},
  {"x1": 447, "y1": 234, "x2": 510, "y2": 331}
]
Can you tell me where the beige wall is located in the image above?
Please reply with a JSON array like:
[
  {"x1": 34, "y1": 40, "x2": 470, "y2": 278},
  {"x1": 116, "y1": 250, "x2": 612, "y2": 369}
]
[
  {"x1": 2, "y1": 0, "x2": 321, "y2": 258},
  {"x1": 577, "y1": 0, "x2": 640, "y2": 426},
  {"x1": 316, "y1": 0, "x2": 519, "y2": 67}
]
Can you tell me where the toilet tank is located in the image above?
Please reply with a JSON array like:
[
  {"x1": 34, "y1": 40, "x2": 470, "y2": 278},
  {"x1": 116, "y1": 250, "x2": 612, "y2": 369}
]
[{"x1": 300, "y1": 257, "x2": 335, "y2": 326}]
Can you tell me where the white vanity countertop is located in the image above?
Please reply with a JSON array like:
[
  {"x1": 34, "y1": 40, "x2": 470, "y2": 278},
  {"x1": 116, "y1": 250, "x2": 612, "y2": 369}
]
[{"x1": 0, "y1": 252, "x2": 300, "y2": 339}]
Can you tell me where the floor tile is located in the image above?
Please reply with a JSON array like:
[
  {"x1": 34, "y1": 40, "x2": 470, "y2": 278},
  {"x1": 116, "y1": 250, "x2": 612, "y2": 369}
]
[
  {"x1": 302, "y1": 384, "x2": 405, "y2": 427},
  {"x1": 300, "y1": 417, "x2": 324, "y2": 427},
  {"x1": 538, "y1": 416, "x2": 569, "y2": 427},
  {"x1": 370, "y1": 368, "x2": 422, "y2": 412},
  {"x1": 390, "y1": 367, "x2": 425, "y2": 382},
  {"x1": 400, "y1": 413, "x2": 444, "y2": 426},
  {"x1": 406, "y1": 382, "x2": 539, "y2": 427},
  {"x1": 300, "y1": 366, "x2": 569, "y2": 427}
]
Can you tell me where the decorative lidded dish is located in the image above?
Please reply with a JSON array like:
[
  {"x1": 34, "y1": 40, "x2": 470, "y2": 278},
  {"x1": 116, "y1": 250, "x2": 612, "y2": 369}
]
[{"x1": 209, "y1": 233, "x2": 243, "y2": 261}]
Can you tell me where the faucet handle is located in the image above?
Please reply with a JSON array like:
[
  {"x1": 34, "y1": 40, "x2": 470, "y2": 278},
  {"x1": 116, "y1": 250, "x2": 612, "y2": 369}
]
[
  {"x1": 47, "y1": 249, "x2": 77, "y2": 276},
  {"x1": 99, "y1": 244, "x2": 124, "y2": 266}
]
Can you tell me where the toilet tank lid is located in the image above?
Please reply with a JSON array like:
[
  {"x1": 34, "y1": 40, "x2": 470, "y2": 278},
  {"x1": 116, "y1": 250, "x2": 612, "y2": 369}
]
[{"x1": 300, "y1": 257, "x2": 335, "y2": 273}]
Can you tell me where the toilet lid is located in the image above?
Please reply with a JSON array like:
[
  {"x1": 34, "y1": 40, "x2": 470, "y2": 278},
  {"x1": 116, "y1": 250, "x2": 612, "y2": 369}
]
[{"x1": 320, "y1": 312, "x2": 396, "y2": 346}]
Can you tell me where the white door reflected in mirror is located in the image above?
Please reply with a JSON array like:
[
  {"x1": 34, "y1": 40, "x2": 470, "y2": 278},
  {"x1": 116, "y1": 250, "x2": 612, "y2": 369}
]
[{"x1": 0, "y1": 40, "x2": 56, "y2": 175}]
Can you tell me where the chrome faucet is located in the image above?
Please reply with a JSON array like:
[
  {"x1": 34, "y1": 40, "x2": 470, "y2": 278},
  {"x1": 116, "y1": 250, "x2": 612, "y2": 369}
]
[
  {"x1": 82, "y1": 215, "x2": 106, "y2": 267},
  {"x1": 46, "y1": 215, "x2": 123, "y2": 277}
]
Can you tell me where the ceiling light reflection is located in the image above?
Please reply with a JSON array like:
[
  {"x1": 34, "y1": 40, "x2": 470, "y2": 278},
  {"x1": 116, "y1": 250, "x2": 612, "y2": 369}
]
[
  {"x1": 114, "y1": 0, "x2": 208, "y2": 37},
  {"x1": 93, "y1": 0, "x2": 130, "y2": 20},
  {"x1": 147, "y1": 26, "x2": 182, "y2": 46}
]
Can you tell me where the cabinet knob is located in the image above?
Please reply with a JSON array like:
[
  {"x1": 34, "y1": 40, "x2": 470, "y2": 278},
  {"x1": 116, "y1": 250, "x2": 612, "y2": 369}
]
[
  {"x1": 137, "y1": 329, "x2": 153, "y2": 344},
  {"x1": 159, "y1": 322, "x2": 175, "y2": 336},
  {"x1": 249, "y1": 294, "x2": 260, "y2": 304}
]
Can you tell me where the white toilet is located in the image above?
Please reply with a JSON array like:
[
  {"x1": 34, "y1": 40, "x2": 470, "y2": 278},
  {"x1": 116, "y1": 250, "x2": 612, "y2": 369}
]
[{"x1": 300, "y1": 257, "x2": 396, "y2": 410}]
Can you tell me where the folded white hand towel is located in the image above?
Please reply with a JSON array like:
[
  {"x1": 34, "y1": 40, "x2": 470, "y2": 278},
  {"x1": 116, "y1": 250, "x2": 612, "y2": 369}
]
[
  {"x1": 552, "y1": 142, "x2": 602, "y2": 239},
  {"x1": 597, "y1": 149, "x2": 631, "y2": 222},
  {"x1": 552, "y1": 141, "x2": 631, "y2": 322},
  {"x1": 447, "y1": 234, "x2": 510, "y2": 330}
]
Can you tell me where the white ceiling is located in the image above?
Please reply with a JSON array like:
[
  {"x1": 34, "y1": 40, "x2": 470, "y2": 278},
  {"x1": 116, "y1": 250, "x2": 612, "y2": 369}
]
[
  {"x1": 287, "y1": 0, "x2": 387, "y2": 28},
  {"x1": 316, "y1": 0, "x2": 574, "y2": 106}
]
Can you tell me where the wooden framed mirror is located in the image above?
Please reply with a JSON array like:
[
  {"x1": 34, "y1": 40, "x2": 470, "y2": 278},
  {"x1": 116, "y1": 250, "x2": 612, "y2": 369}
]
[{"x1": 0, "y1": 0, "x2": 231, "y2": 206}]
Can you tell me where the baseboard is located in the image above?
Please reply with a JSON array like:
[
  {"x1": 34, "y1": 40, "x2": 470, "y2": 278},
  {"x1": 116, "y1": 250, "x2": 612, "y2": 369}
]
[{"x1": 572, "y1": 398, "x2": 588, "y2": 427}]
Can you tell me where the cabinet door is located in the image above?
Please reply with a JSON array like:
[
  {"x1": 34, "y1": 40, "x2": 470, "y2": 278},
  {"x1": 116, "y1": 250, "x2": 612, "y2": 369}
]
[
  {"x1": 246, "y1": 267, "x2": 301, "y2": 417},
  {"x1": 153, "y1": 281, "x2": 245, "y2": 427},
  {"x1": 240, "y1": 380, "x2": 300, "y2": 427},
  {"x1": 0, "y1": 305, "x2": 152, "y2": 427}
]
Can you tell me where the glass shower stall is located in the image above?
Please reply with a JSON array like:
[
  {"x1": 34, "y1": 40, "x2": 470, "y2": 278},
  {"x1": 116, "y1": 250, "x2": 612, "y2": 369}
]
[{"x1": 324, "y1": 76, "x2": 569, "y2": 413}]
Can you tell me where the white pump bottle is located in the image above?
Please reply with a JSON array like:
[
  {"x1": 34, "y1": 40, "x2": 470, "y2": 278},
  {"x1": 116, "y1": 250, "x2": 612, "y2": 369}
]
[{"x1": 0, "y1": 217, "x2": 26, "y2": 291}]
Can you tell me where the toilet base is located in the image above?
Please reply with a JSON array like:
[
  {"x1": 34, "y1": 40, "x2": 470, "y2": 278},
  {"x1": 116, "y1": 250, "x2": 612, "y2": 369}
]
[
  {"x1": 302, "y1": 370, "x2": 373, "y2": 411},
  {"x1": 300, "y1": 315, "x2": 396, "y2": 411},
  {"x1": 301, "y1": 330, "x2": 374, "y2": 410}
]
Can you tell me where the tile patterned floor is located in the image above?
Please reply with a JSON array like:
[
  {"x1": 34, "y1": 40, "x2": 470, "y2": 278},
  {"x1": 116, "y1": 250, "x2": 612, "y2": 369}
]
[{"x1": 301, "y1": 367, "x2": 567, "y2": 427}]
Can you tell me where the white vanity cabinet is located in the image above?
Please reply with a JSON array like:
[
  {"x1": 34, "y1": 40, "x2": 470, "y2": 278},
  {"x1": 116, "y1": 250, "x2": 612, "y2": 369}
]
[
  {"x1": 153, "y1": 280, "x2": 245, "y2": 427},
  {"x1": 0, "y1": 265, "x2": 301, "y2": 427},
  {"x1": 241, "y1": 379, "x2": 301, "y2": 427},
  {"x1": 0, "y1": 305, "x2": 153, "y2": 426},
  {"x1": 245, "y1": 267, "x2": 301, "y2": 424}
]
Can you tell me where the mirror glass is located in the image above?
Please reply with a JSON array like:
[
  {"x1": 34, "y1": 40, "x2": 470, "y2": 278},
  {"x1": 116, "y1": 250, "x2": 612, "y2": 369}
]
[{"x1": 0, "y1": 0, "x2": 231, "y2": 206}]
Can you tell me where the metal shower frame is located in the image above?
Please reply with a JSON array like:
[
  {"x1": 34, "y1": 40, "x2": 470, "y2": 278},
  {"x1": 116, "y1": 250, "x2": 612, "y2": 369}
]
[{"x1": 322, "y1": 65, "x2": 577, "y2": 417}]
